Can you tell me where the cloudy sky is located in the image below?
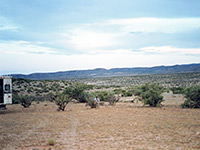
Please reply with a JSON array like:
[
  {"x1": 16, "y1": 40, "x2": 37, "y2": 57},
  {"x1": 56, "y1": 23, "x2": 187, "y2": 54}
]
[{"x1": 0, "y1": 0, "x2": 200, "y2": 75}]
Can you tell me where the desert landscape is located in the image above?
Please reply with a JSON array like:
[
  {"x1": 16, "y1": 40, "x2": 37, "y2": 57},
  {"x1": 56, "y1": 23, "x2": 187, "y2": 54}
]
[
  {"x1": 1, "y1": 1, "x2": 200, "y2": 149},
  {"x1": 1, "y1": 91, "x2": 200, "y2": 150}
]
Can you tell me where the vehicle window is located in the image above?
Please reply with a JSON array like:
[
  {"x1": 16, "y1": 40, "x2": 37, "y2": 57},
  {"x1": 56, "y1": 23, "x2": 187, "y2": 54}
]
[{"x1": 5, "y1": 84, "x2": 10, "y2": 91}]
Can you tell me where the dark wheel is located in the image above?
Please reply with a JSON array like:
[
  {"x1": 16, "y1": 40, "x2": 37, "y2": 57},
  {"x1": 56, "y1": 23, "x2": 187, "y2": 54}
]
[{"x1": 0, "y1": 105, "x2": 7, "y2": 110}]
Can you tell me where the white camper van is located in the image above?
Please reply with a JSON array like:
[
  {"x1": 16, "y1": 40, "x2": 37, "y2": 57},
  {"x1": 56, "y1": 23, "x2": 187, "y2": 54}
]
[{"x1": 0, "y1": 76, "x2": 12, "y2": 109}]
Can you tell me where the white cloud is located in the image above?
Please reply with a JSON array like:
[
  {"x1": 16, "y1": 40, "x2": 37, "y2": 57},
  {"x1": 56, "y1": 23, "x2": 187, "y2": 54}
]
[
  {"x1": 87, "y1": 48, "x2": 143, "y2": 55},
  {"x1": 1, "y1": 17, "x2": 200, "y2": 74},
  {"x1": 0, "y1": 41, "x2": 61, "y2": 55},
  {"x1": 0, "y1": 25, "x2": 18, "y2": 31},
  {"x1": 62, "y1": 28, "x2": 121, "y2": 52},
  {"x1": 107, "y1": 17, "x2": 200, "y2": 34},
  {"x1": 140, "y1": 46, "x2": 200, "y2": 55},
  {"x1": 0, "y1": 16, "x2": 19, "y2": 31},
  {"x1": 60, "y1": 17, "x2": 200, "y2": 54}
]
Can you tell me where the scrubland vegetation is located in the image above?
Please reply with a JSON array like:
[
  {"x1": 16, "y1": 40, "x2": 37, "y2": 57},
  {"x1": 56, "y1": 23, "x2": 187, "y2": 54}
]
[
  {"x1": 1, "y1": 72, "x2": 200, "y2": 149},
  {"x1": 12, "y1": 72, "x2": 200, "y2": 109}
]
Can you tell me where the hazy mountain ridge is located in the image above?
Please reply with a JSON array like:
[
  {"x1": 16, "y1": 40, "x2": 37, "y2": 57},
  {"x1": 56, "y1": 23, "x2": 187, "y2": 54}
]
[{"x1": 10, "y1": 63, "x2": 200, "y2": 80}]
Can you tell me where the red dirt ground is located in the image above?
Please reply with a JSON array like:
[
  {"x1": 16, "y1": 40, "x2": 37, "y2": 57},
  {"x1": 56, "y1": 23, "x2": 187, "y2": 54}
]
[{"x1": 0, "y1": 98, "x2": 200, "y2": 150}]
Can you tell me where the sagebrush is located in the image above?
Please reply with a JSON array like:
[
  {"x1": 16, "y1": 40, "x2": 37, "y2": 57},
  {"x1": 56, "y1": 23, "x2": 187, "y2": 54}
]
[
  {"x1": 134, "y1": 83, "x2": 164, "y2": 107},
  {"x1": 182, "y1": 85, "x2": 200, "y2": 108}
]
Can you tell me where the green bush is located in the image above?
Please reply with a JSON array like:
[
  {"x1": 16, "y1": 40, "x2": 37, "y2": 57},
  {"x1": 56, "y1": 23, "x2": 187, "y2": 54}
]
[
  {"x1": 12, "y1": 93, "x2": 21, "y2": 104},
  {"x1": 113, "y1": 88, "x2": 123, "y2": 94},
  {"x1": 48, "y1": 139, "x2": 56, "y2": 146},
  {"x1": 113, "y1": 88, "x2": 133, "y2": 97},
  {"x1": 105, "y1": 92, "x2": 120, "y2": 105},
  {"x1": 86, "y1": 92, "x2": 103, "y2": 108},
  {"x1": 90, "y1": 91, "x2": 109, "y2": 101},
  {"x1": 55, "y1": 93, "x2": 71, "y2": 111},
  {"x1": 17, "y1": 95, "x2": 34, "y2": 108},
  {"x1": 182, "y1": 85, "x2": 200, "y2": 108},
  {"x1": 90, "y1": 91, "x2": 119, "y2": 105},
  {"x1": 123, "y1": 91, "x2": 133, "y2": 97},
  {"x1": 134, "y1": 83, "x2": 164, "y2": 107},
  {"x1": 63, "y1": 83, "x2": 90, "y2": 102},
  {"x1": 12, "y1": 92, "x2": 34, "y2": 107},
  {"x1": 86, "y1": 98, "x2": 99, "y2": 108},
  {"x1": 27, "y1": 87, "x2": 32, "y2": 93},
  {"x1": 45, "y1": 92, "x2": 57, "y2": 102},
  {"x1": 170, "y1": 87, "x2": 185, "y2": 94}
]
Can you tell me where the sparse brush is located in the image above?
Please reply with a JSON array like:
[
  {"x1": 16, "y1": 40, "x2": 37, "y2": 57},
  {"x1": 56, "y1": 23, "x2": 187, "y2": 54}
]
[
  {"x1": 17, "y1": 95, "x2": 34, "y2": 108},
  {"x1": 134, "y1": 83, "x2": 164, "y2": 107},
  {"x1": 105, "y1": 92, "x2": 120, "y2": 105},
  {"x1": 86, "y1": 98, "x2": 98, "y2": 108},
  {"x1": 55, "y1": 93, "x2": 71, "y2": 111},
  {"x1": 63, "y1": 83, "x2": 91, "y2": 103},
  {"x1": 48, "y1": 139, "x2": 56, "y2": 146},
  {"x1": 182, "y1": 85, "x2": 200, "y2": 108},
  {"x1": 46, "y1": 92, "x2": 57, "y2": 102}
]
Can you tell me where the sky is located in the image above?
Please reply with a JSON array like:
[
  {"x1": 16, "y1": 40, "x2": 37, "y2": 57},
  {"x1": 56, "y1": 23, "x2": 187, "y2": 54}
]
[{"x1": 0, "y1": 0, "x2": 200, "y2": 75}]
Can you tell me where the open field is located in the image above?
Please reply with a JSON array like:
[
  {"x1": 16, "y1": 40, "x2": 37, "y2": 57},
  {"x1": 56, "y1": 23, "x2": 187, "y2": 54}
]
[
  {"x1": 1, "y1": 94, "x2": 200, "y2": 150},
  {"x1": 79, "y1": 72, "x2": 200, "y2": 87},
  {"x1": 12, "y1": 72, "x2": 200, "y2": 101}
]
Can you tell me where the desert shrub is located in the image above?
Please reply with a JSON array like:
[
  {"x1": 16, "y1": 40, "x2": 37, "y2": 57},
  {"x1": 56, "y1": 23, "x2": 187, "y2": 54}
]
[
  {"x1": 84, "y1": 84, "x2": 94, "y2": 90},
  {"x1": 77, "y1": 91, "x2": 90, "y2": 102},
  {"x1": 42, "y1": 87, "x2": 49, "y2": 93},
  {"x1": 45, "y1": 92, "x2": 57, "y2": 102},
  {"x1": 55, "y1": 93, "x2": 71, "y2": 111},
  {"x1": 12, "y1": 89, "x2": 21, "y2": 104},
  {"x1": 90, "y1": 91, "x2": 109, "y2": 101},
  {"x1": 12, "y1": 92, "x2": 34, "y2": 107},
  {"x1": 105, "y1": 92, "x2": 120, "y2": 105},
  {"x1": 48, "y1": 139, "x2": 56, "y2": 146},
  {"x1": 38, "y1": 83, "x2": 43, "y2": 88},
  {"x1": 27, "y1": 87, "x2": 33, "y2": 93},
  {"x1": 63, "y1": 83, "x2": 90, "y2": 102},
  {"x1": 18, "y1": 95, "x2": 35, "y2": 108},
  {"x1": 134, "y1": 83, "x2": 164, "y2": 107},
  {"x1": 90, "y1": 91, "x2": 119, "y2": 105},
  {"x1": 113, "y1": 88, "x2": 123, "y2": 94},
  {"x1": 86, "y1": 93, "x2": 101, "y2": 108},
  {"x1": 12, "y1": 93, "x2": 21, "y2": 104},
  {"x1": 34, "y1": 95, "x2": 51, "y2": 102},
  {"x1": 170, "y1": 87, "x2": 185, "y2": 94},
  {"x1": 86, "y1": 98, "x2": 98, "y2": 108},
  {"x1": 182, "y1": 85, "x2": 200, "y2": 108},
  {"x1": 95, "y1": 86, "x2": 103, "y2": 89},
  {"x1": 13, "y1": 78, "x2": 32, "y2": 84},
  {"x1": 114, "y1": 89, "x2": 132, "y2": 97},
  {"x1": 123, "y1": 91, "x2": 133, "y2": 97}
]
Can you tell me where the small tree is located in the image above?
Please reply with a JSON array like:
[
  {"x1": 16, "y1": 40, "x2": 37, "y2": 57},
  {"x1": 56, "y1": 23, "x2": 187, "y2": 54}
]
[
  {"x1": 55, "y1": 93, "x2": 71, "y2": 111},
  {"x1": 90, "y1": 91, "x2": 111, "y2": 101},
  {"x1": 18, "y1": 95, "x2": 34, "y2": 108},
  {"x1": 88, "y1": 91, "x2": 120, "y2": 106},
  {"x1": 134, "y1": 83, "x2": 164, "y2": 107},
  {"x1": 86, "y1": 92, "x2": 100, "y2": 108},
  {"x1": 104, "y1": 92, "x2": 120, "y2": 105},
  {"x1": 63, "y1": 83, "x2": 91, "y2": 103},
  {"x1": 86, "y1": 98, "x2": 98, "y2": 108},
  {"x1": 46, "y1": 92, "x2": 57, "y2": 102},
  {"x1": 170, "y1": 87, "x2": 185, "y2": 94},
  {"x1": 182, "y1": 85, "x2": 200, "y2": 108}
]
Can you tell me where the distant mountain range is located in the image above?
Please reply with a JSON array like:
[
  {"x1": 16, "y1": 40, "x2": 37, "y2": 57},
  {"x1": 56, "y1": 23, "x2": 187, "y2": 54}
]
[{"x1": 10, "y1": 63, "x2": 200, "y2": 80}]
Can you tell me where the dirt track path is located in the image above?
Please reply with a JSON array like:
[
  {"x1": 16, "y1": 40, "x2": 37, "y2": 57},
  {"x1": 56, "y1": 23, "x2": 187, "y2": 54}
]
[{"x1": 57, "y1": 115, "x2": 80, "y2": 149}]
